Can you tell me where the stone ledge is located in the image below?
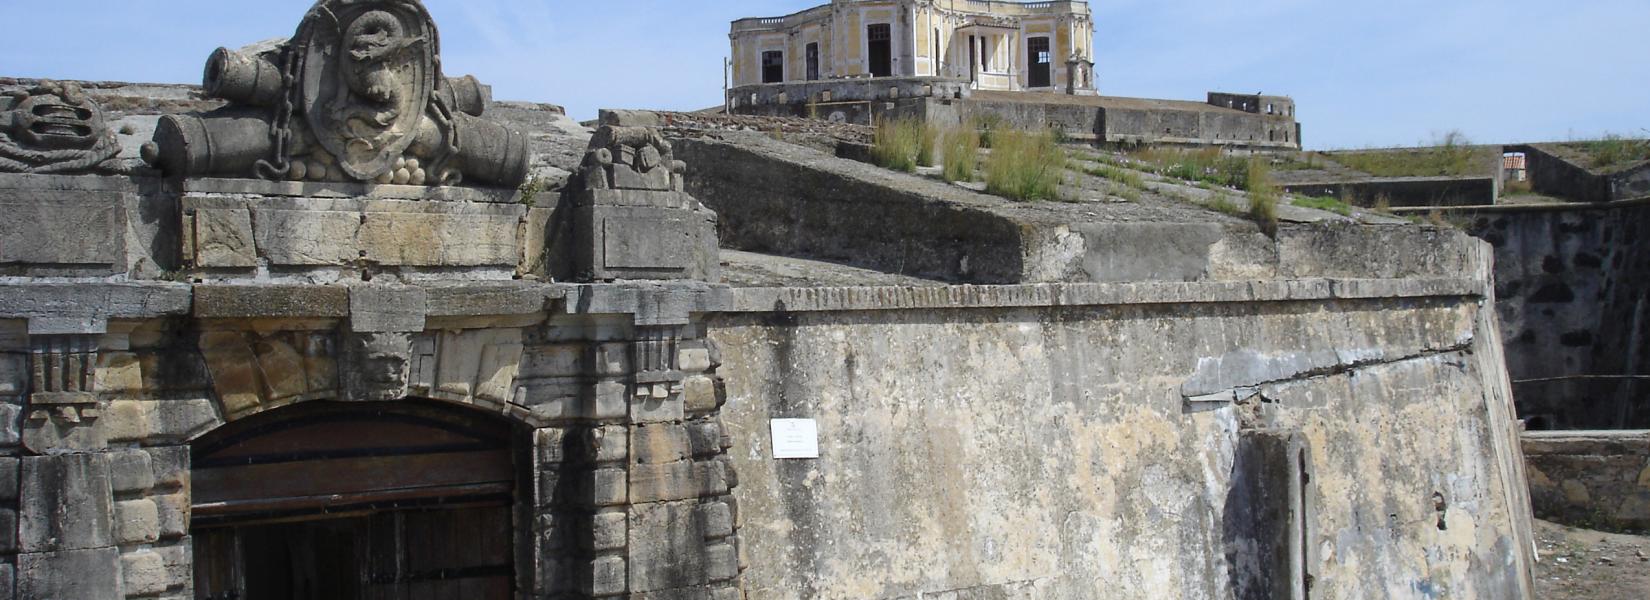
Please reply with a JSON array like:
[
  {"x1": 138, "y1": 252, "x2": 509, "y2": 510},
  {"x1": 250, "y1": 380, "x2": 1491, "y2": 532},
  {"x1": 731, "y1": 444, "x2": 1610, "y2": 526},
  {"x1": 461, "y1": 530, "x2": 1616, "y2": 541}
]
[
  {"x1": 0, "y1": 282, "x2": 192, "y2": 321},
  {"x1": 181, "y1": 177, "x2": 520, "y2": 204},
  {"x1": 723, "y1": 277, "x2": 1485, "y2": 314}
]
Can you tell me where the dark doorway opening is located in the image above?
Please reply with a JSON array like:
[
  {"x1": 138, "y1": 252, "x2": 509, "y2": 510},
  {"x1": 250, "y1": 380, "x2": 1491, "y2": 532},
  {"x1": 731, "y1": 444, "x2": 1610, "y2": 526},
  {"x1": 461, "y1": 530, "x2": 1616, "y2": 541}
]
[
  {"x1": 762, "y1": 50, "x2": 785, "y2": 83},
  {"x1": 868, "y1": 24, "x2": 893, "y2": 77},
  {"x1": 806, "y1": 43, "x2": 820, "y2": 81},
  {"x1": 1028, "y1": 36, "x2": 1052, "y2": 88},
  {"x1": 191, "y1": 401, "x2": 522, "y2": 600},
  {"x1": 968, "y1": 35, "x2": 978, "y2": 81}
]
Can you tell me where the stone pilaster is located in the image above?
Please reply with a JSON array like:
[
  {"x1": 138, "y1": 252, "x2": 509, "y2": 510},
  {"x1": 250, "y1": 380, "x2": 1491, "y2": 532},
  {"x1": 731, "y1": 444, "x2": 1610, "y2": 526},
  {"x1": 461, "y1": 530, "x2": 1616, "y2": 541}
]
[{"x1": 523, "y1": 285, "x2": 742, "y2": 600}]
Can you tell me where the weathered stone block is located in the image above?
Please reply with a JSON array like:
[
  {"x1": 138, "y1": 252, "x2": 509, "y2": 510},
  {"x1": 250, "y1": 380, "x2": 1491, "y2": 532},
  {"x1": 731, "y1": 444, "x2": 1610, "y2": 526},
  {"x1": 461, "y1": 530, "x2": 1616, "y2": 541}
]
[
  {"x1": 109, "y1": 449, "x2": 155, "y2": 494},
  {"x1": 630, "y1": 460, "x2": 697, "y2": 504},
  {"x1": 20, "y1": 454, "x2": 113, "y2": 552},
  {"x1": 147, "y1": 446, "x2": 190, "y2": 489},
  {"x1": 589, "y1": 511, "x2": 628, "y2": 552},
  {"x1": 95, "y1": 351, "x2": 144, "y2": 393},
  {"x1": 199, "y1": 331, "x2": 263, "y2": 417},
  {"x1": 678, "y1": 347, "x2": 712, "y2": 373},
  {"x1": 709, "y1": 585, "x2": 743, "y2": 600},
  {"x1": 153, "y1": 541, "x2": 192, "y2": 592},
  {"x1": 155, "y1": 493, "x2": 189, "y2": 539},
  {"x1": 591, "y1": 380, "x2": 628, "y2": 421},
  {"x1": 591, "y1": 343, "x2": 631, "y2": 376},
  {"x1": 589, "y1": 468, "x2": 628, "y2": 507},
  {"x1": 0, "y1": 509, "x2": 16, "y2": 553},
  {"x1": 114, "y1": 498, "x2": 161, "y2": 545},
  {"x1": 682, "y1": 375, "x2": 718, "y2": 414},
  {"x1": 121, "y1": 549, "x2": 168, "y2": 596},
  {"x1": 17, "y1": 547, "x2": 121, "y2": 600},
  {"x1": 632, "y1": 395, "x2": 685, "y2": 424},
  {"x1": 525, "y1": 343, "x2": 585, "y2": 378},
  {"x1": 0, "y1": 403, "x2": 18, "y2": 447},
  {"x1": 432, "y1": 329, "x2": 523, "y2": 404},
  {"x1": 686, "y1": 421, "x2": 725, "y2": 458},
  {"x1": 149, "y1": 399, "x2": 222, "y2": 440},
  {"x1": 633, "y1": 423, "x2": 690, "y2": 464},
  {"x1": 357, "y1": 210, "x2": 523, "y2": 267},
  {"x1": 699, "y1": 501, "x2": 734, "y2": 540},
  {"x1": 585, "y1": 556, "x2": 628, "y2": 597},
  {"x1": 101, "y1": 399, "x2": 153, "y2": 443},
  {"x1": 0, "y1": 561, "x2": 12, "y2": 600},
  {"x1": 0, "y1": 352, "x2": 24, "y2": 397},
  {"x1": 249, "y1": 207, "x2": 362, "y2": 266},
  {"x1": 705, "y1": 542, "x2": 739, "y2": 582},
  {"x1": 536, "y1": 427, "x2": 568, "y2": 464},
  {"x1": 586, "y1": 426, "x2": 629, "y2": 464},
  {"x1": 349, "y1": 285, "x2": 429, "y2": 333},
  {"x1": 628, "y1": 501, "x2": 707, "y2": 592},
  {"x1": 0, "y1": 193, "x2": 126, "y2": 275},
  {"x1": 0, "y1": 457, "x2": 17, "y2": 500},
  {"x1": 191, "y1": 207, "x2": 258, "y2": 268}
]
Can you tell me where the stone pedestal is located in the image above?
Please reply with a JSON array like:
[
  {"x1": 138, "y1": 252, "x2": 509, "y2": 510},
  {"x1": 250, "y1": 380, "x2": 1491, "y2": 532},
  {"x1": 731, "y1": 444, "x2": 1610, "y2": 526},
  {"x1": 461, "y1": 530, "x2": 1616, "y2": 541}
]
[{"x1": 180, "y1": 178, "x2": 533, "y2": 281}]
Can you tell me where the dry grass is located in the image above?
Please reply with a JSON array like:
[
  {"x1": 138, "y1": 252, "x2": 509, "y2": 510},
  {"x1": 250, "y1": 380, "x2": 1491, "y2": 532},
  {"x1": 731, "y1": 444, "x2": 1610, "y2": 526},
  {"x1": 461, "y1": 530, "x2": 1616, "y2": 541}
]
[
  {"x1": 985, "y1": 129, "x2": 1066, "y2": 202},
  {"x1": 1244, "y1": 157, "x2": 1279, "y2": 236},
  {"x1": 872, "y1": 118, "x2": 935, "y2": 173},
  {"x1": 1570, "y1": 135, "x2": 1650, "y2": 171},
  {"x1": 1131, "y1": 147, "x2": 1252, "y2": 189},
  {"x1": 1330, "y1": 131, "x2": 1488, "y2": 177},
  {"x1": 940, "y1": 124, "x2": 981, "y2": 182}
]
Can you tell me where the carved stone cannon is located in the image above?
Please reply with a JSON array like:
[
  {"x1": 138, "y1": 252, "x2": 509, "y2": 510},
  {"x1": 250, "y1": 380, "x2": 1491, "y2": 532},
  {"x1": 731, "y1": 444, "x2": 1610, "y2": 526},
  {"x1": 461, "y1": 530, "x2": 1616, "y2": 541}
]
[{"x1": 143, "y1": 0, "x2": 530, "y2": 189}]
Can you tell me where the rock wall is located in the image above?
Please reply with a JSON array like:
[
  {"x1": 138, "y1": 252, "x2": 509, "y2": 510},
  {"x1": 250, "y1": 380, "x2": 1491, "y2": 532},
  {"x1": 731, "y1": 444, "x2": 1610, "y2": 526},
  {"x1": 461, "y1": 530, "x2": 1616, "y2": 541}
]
[
  {"x1": 710, "y1": 279, "x2": 1536, "y2": 600},
  {"x1": 1463, "y1": 203, "x2": 1650, "y2": 429},
  {"x1": 1523, "y1": 431, "x2": 1650, "y2": 531}
]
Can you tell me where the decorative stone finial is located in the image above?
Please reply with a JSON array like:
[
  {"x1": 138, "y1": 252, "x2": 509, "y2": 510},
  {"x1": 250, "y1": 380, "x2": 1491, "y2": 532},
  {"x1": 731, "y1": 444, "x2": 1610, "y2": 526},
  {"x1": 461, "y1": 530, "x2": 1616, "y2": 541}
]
[
  {"x1": 143, "y1": 0, "x2": 530, "y2": 188},
  {"x1": 0, "y1": 80, "x2": 123, "y2": 175},
  {"x1": 567, "y1": 110, "x2": 719, "y2": 282}
]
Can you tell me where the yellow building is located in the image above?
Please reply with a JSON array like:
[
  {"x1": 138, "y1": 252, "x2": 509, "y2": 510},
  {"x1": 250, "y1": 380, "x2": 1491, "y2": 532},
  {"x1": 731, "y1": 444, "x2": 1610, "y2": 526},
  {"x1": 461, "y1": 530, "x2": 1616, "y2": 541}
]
[{"x1": 731, "y1": 0, "x2": 1096, "y2": 94}]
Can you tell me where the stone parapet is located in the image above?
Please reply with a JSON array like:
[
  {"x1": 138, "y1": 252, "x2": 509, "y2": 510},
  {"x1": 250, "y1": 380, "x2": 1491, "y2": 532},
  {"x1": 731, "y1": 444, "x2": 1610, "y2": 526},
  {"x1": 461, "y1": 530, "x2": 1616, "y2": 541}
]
[{"x1": 1524, "y1": 430, "x2": 1650, "y2": 531}]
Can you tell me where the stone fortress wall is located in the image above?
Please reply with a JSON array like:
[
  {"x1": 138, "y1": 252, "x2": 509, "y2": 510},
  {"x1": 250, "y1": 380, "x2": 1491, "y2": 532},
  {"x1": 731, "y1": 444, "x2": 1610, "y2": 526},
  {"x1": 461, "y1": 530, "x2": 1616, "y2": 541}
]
[{"x1": 0, "y1": 0, "x2": 1539, "y2": 598}]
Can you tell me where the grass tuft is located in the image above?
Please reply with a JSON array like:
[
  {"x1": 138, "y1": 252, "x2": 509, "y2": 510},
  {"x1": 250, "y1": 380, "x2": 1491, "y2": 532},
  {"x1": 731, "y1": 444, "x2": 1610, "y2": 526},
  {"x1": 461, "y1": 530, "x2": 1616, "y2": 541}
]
[
  {"x1": 1291, "y1": 195, "x2": 1353, "y2": 216},
  {"x1": 940, "y1": 124, "x2": 981, "y2": 182},
  {"x1": 1244, "y1": 156, "x2": 1280, "y2": 236},
  {"x1": 985, "y1": 129, "x2": 1066, "y2": 202},
  {"x1": 871, "y1": 118, "x2": 934, "y2": 173},
  {"x1": 1572, "y1": 134, "x2": 1650, "y2": 170}
]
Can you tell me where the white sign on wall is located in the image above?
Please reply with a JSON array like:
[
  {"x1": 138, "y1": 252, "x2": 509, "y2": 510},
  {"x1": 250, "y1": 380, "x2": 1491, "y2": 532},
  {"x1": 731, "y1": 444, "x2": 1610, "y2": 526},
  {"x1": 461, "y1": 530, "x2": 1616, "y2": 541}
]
[{"x1": 770, "y1": 419, "x2": 820, "y2": 459}]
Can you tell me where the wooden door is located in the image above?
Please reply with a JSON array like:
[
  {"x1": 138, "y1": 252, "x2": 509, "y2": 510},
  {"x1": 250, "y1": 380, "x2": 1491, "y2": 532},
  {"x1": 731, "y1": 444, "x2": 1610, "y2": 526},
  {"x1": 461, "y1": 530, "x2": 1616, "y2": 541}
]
[
  {"x1": 191, "y1": 402, "x2": 519, "y2": 600},
  {"x1": 194, "y1": 507, "x2": 512, "y2": 600}
]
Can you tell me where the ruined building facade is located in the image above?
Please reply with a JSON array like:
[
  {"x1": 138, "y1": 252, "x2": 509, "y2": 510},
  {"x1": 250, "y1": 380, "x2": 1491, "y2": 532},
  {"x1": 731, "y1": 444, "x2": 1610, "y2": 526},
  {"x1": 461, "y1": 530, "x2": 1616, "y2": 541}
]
[
  {"x1": 731, "y1": 0, "x2": 1096, "y2": 94},
  {"x1": 1, "y1": 0, "x2": 1532, "y2": 599}
]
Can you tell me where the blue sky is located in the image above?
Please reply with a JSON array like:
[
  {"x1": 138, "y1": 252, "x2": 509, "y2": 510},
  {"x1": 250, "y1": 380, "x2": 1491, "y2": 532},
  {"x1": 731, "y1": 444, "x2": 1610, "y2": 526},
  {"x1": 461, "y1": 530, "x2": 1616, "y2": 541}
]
[{"x1": 3, "y1": 0, "x2": 1645, "y2": 149}]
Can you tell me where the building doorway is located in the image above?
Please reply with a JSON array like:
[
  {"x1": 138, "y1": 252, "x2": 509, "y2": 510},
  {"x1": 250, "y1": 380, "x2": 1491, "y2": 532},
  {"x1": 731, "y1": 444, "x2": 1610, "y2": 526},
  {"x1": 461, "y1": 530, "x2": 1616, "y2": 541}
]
[
  {"x1": 868, "y1": 23, "x2": 892, "y2": 77},
  {"x1": 806, "y1": 43, "x2": 820, "y2": 80},
  {"x1": 1028, "y1": 36, "x2": 1051, "y2": 88},
  {"x1": 190, "y1": 401, "x2": 523, "y2": 600},
  {"x1": 762, "y1": 50, "x2": 785, "y2": 83}
]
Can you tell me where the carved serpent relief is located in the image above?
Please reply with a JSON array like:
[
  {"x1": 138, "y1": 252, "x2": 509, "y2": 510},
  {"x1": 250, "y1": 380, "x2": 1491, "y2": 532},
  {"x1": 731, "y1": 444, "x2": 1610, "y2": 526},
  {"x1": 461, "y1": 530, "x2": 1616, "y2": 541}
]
[{"x1": 143, "y1": 0, "x2": 529, "y2": 189}]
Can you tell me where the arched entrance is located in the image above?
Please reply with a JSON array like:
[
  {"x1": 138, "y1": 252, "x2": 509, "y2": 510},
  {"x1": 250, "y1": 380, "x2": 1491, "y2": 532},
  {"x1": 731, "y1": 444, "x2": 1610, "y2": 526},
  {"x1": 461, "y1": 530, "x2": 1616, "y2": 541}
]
[{"x1": 189, "y1": 400, "x2": 525, "y2": 600}]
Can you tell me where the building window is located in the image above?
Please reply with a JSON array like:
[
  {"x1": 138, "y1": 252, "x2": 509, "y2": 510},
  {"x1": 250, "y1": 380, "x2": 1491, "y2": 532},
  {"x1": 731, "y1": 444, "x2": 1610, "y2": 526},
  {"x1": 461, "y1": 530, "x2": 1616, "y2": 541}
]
[
  {"x1": 868, "y1": 24, "x2": 893, "y2": 77},
  {"x1": 762, "y1": 50, "x2": 784, "y2": 83},
  {"x1": 806, "y1": 43, "x2": 820, "y2": 81},
  {"x1": 1028, "y1": 36, "x2": 1051, "y2": 88}
]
